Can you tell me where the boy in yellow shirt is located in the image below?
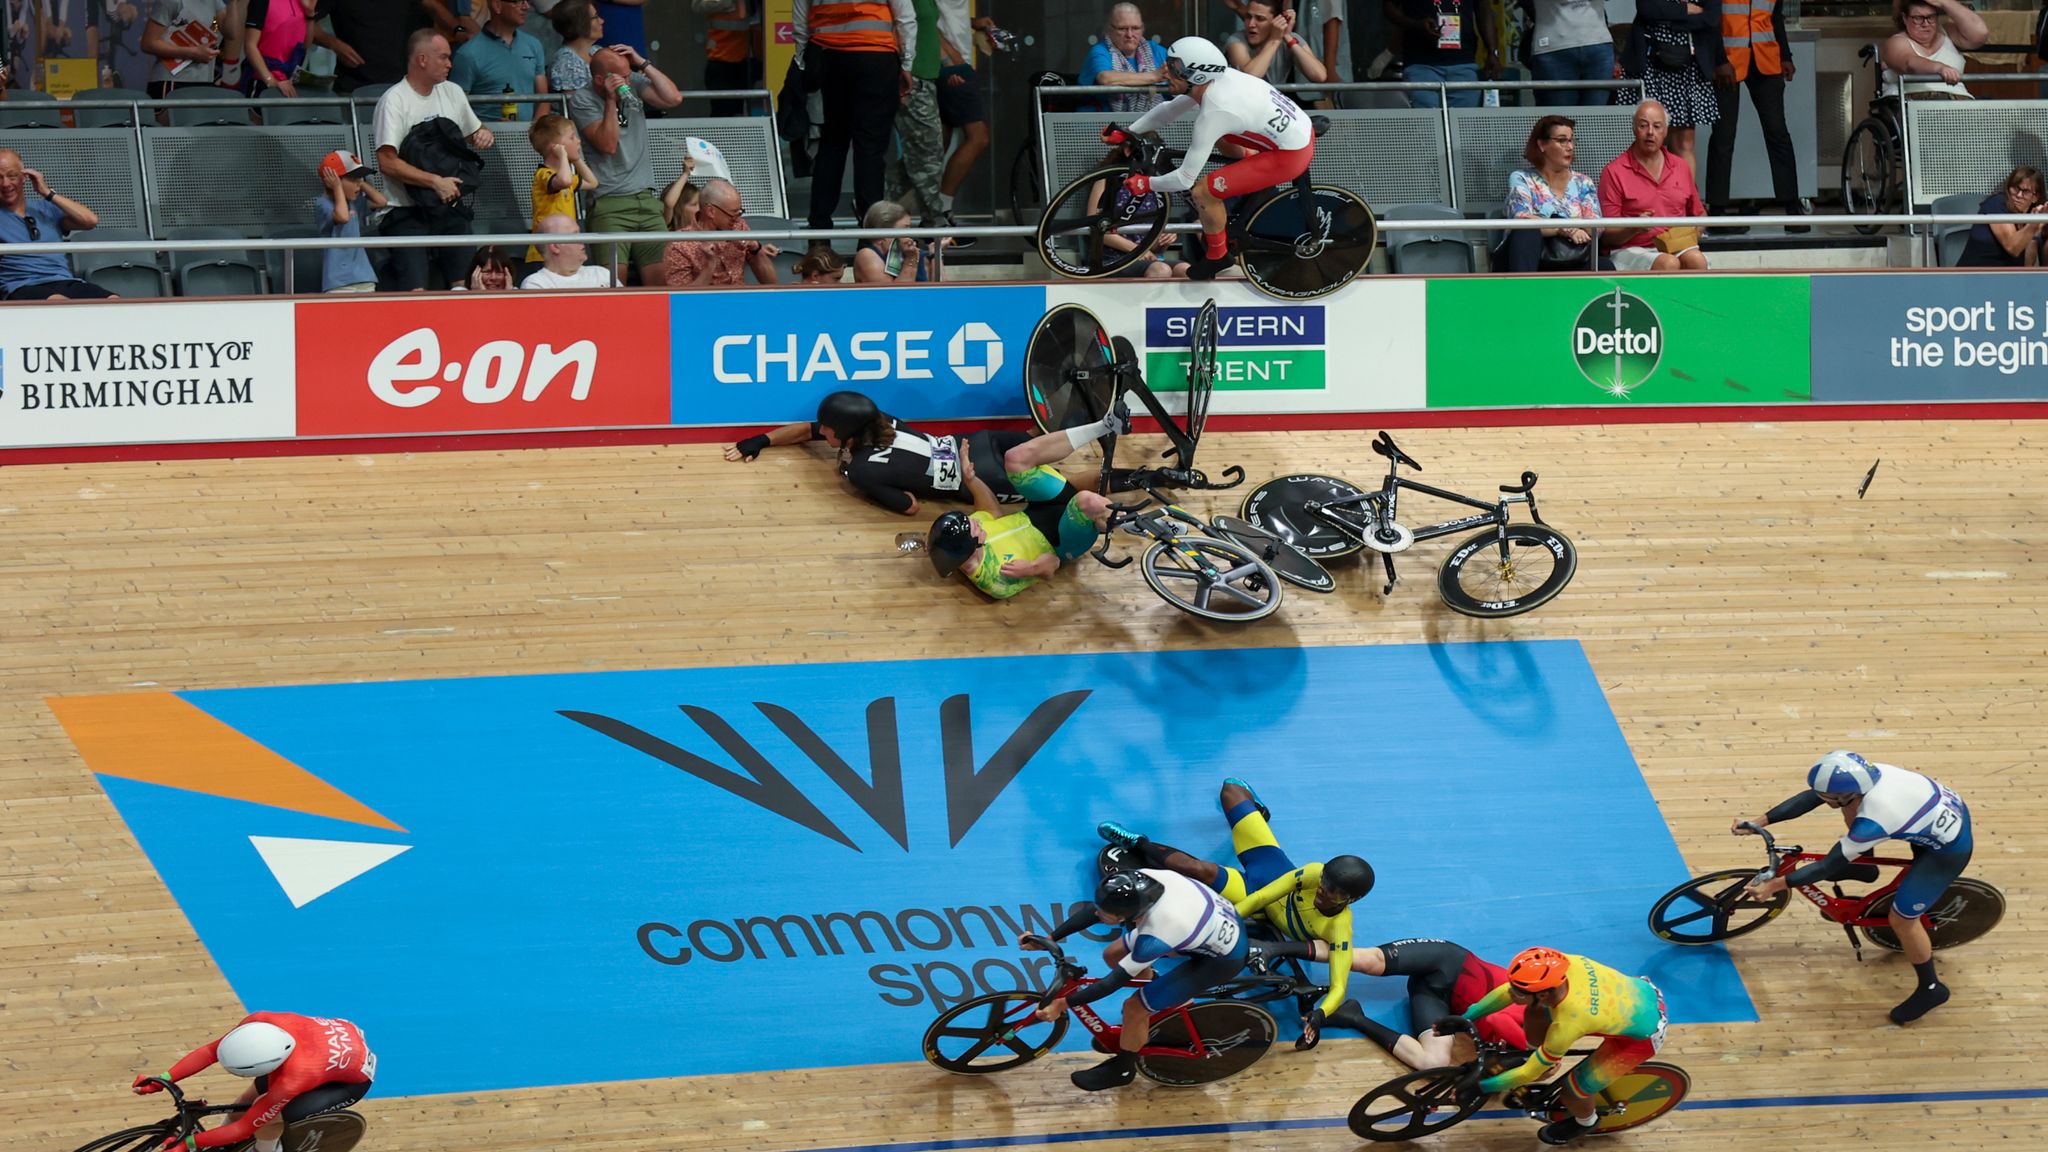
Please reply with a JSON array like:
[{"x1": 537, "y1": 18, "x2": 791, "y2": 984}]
[{"x1": 527, "y1": 115, "x2": 598, "y2": 262}]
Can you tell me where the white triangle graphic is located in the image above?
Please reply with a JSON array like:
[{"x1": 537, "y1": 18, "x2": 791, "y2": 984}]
[{"x1": 250, "y1": 836, "x2": 412, "y2": 908}]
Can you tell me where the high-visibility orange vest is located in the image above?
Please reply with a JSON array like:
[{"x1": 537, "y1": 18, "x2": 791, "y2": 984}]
[
  {"x1": 810, "y1": 1, "x2": 897, "y2": 53},
  {"x1": 1720, "y1": 0, "x2": 1783, "y2": 81},
  {"x1": 708, "y1": 0, "x2": 754, "y2": 63}
]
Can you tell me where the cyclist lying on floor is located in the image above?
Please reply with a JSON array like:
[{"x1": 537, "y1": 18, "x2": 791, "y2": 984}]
[
  {"x1": 925, "y1": 399, "x2": 1129, "y2": 600},
  {"x1": 725, "y1": 391, "x2": 1104, "y2": 516},
  {"x1": 1098, "y1": 777, "x2": 1374, "y2": 1048},
  {"x1": 1023, "y1": 868, "x2": 1249, "y2": 1091},
  {"x1": 1459, "y1": 947, "x2": 1668, "y2": 1147},
  {"x1": 1341, "y1": 938, "x2": 1530, "y2": 1068}
]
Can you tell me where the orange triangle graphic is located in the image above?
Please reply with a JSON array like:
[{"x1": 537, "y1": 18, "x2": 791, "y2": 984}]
[{"x1": 48, "y1": 693, "x2": 407, "y2": 833}]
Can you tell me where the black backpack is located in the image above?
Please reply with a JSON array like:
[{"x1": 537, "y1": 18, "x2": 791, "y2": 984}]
[{"x1": 397, "y1": 116, "x2": 487, "y2": 218}]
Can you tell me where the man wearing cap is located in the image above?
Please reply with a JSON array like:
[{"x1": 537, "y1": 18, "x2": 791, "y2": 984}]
[
  {"x1": 0, "y1": 146, "x2": 115, "y2": 301},
  {"x1": 451, "y1": 0, "x2": 549, "y2": 120},
  {"x1": 661, "y1": 176, "x2": 777, "y2": 287},
  {"x1": 315, "y1": 149, "x2": 387, "y2": 293}
]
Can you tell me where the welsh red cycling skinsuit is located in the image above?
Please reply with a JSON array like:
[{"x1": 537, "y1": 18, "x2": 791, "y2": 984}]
[
  {"x1": 1378, "y1": 937, "x2": 1529, "y2": 1049},
  {"x1": 1451, "y1": 953, "x2": 1530, "y2": 1049},
  {"x1": 164, "y1": 1012, "x2": 375, "y2": 1148}
]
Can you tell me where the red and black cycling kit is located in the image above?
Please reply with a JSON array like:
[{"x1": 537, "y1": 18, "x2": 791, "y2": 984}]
[
  {"x1": 1379, "y1": 938, "x2": 1530, "y2": 1048},
  {"x1": 157, "y1": 1012, "x2": 375, "y2": 1149}
]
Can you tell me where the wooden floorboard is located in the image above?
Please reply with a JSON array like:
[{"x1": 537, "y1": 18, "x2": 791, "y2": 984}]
[{"x1": 3, "y1": 419, "x2": 2042, "y2": 1150}]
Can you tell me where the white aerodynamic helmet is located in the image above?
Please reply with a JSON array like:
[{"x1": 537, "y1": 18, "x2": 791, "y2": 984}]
[
  {"x1": 1807, "y1": 750, "x2": 1881, "y2": 797},
  {"x1": 1166, "y1": 37, "x2": 1229, "y2": 86},
  {"x1": 218, "y1": 1021, "x2": 296, "y2": 1078}
]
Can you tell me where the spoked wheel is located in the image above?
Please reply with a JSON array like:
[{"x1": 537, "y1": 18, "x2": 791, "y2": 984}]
[
  {"x1": 923, "y1": 991, "x2": 1069, "y2": 1073},
  {"x1": 1037, "y1": 163, "x2": 1170, "y2": 280},
  {"x1": 1861, "y1": 878, "x2": 2005, "y2": 952},
  {"x1": 1137, "y1": 1001, "x2": 1276, "y2": 1085},
  {"x1": 1240, "y1": 473, "x2": 1370, "y2": 559},
  {"x1": 1141, "y1": 536, "x2": 1283, "y2": 623},
  {"x1": 1347, "y1": 1066, "x2": 1482, "y2": 1141},
  {"x1": 1549, "y1": 1063, "x2": 1691, "y2": 1134},
  {"x1": 1237, "y1": 185, "x2": 1377, "y2": 301},
  {"x1": 1648, "y1": 867, "x2": 1789, "y2": 944},
  {"x1": 1210, "y1": 515, "x2": 1336, "y2": 593},
  {"x1": 1024, "y1": 303, "x2": 1119, "y2": 434},
  {"x1": 284, "y1": 1113, "x2": 367, "y2": 1152},
  {"x1": 1436, "y1": 523, "x2": 1578, "y2": 618},
  {"x1": 1840, "y1": 119, "x2": 1896, "y2": 236}
]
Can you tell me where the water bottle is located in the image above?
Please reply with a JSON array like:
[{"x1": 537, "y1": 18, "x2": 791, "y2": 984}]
[
  {"x1": 615, "y1": 82, "x2": 632, "y2": 128},
  {"x1": 501, "y1": 84, "x2": 517, "y2": 121}
]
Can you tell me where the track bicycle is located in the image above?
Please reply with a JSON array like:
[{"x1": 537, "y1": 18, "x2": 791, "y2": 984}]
[
  {"x1": 73, "y1": 1078, "x2": 369, "y2": 1152},
  {"x1": 1347, "y1": 1037, "x2": 1689, "y2": 1142},
  {"x1": 1240, "y1": 431, "x2": 1577, "y2": 618},
  {"x1": 922, "y1": 936, "x2": 1321, "y2": 1083},
  {"x1": 1648, "y1": 821, "x2": 2004, "y2": 960},
  {"x1": 1035, "y1": 128, "x2": 1378, "y2": 301}
]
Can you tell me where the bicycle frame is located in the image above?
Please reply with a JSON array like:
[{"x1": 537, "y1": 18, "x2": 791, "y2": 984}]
[
  {"x1": 1015, "y1": 951, "x2": 1253, "y2": 1062},
  {"x1": 1745, "y1": 822, "x2": 1919, "y2": 958},
  {"x1": 1311, "y1": 432, "x2": 1545, "y2": 593}
]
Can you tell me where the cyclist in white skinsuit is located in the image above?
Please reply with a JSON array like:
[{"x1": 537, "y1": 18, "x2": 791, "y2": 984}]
[{"x1": 1102, "y1": 37, "x2": 1314, "y2": 279}]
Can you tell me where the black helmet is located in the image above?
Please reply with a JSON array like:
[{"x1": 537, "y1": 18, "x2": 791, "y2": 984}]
[
  {"x1": 1322, "y1": 855, "x2": 1375, "y2": 902},
  {"x1": 815, "y1": 391, "x2": 879, "y2": 442},
  {"x1": 928, "y1": 511, "x2": 978, "y2": 577},
  {"x1": 1096, "y1": 869, "x2": 1164, "y2": 923}
]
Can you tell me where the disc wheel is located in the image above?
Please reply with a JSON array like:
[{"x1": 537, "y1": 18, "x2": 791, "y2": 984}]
[
  {"x1": 1240, "y1": 473, "x2": 1370, "y2": 559},
  {"x1": 1024, "y1": 303, "x2": 1118, "y2": 434},
  {"x1": 1861, "y1": 878, "x2": 2004, "y2": 952},
  {"x1": 923, "y1": 991, "x2": 1068, "y2": 1073},
  {"x1": 1210, "y1": 515, "x2": 1336, "y2": 592},
  {"x1": 1436, "y1": 523, "x2": 1578, "y2": 618},
  {"x1": 1840, "y1": 119, "x2": 1895, "y2": 235},
  {"x1": 1036, "y1": 163, "x2": 1170, "y2": 280},
  {"x1": 1549, "y1": 1063, "x2": 1690, "y2": 1134},
  {"x1": 1237, "y1": 185, "x2": 1377, "y2": 301},
  {"x1": 1648, "y1": 867, "x2": 1789, "y2": 944},
  {"x1": 1185, "y1": 297, "x2": 1218, "y2": 450},
  {"x1": 1347, "y1": 1066, "x2": 1482, "y2": 1141},
  {"x1": 284, "y1": 1113, "x2": 367, "y2": 1152},
  {"x1": 1141, "y1": 536, "x2": 1283, "y2": 623},
  {"x1": 1138, "y1": 1001, "x2": 1276, "y2": 1085}
]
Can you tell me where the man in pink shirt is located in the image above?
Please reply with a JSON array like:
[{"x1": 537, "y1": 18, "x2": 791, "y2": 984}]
[{"x1": 1596, "y1": 99, "x2": 1710, "y2": 272}]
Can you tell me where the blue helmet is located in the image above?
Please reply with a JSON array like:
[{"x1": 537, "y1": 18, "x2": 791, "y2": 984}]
[{"x1": 1808, "y1": 750, "x2": 1881, "y2": 797}]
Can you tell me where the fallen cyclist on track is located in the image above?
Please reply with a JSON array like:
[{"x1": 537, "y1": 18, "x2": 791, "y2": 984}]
[
  {"x1": 724, "y1": 391, "x2": 1110, "y2": 517},
  {"x1": 1340, "y1": 938, "x2": 1531, "y2": 1069}
]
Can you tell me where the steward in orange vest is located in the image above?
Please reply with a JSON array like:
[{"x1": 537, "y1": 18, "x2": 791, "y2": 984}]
[
  {"x1": 1719, "y1": 0, "x2": 1790, "y2": 80},
  {"x1": 1705, "y1": 0, "x2": 1802, "y2": 223}
]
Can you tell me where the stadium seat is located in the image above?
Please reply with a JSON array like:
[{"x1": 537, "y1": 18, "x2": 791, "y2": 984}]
[
  {"x1": 1929, "y1": 192, "x2": 1982, "y2": 267},
  {"x1": 87, "y1": 263, "x2": 171, "y2": 297},
  {"x1": 165, "y1": 87, "x2": 250, "y2": 128},
  {"x1": 1382, "y1": 202, "x2": 1477, "y2": 275},
  {"x1": 258, "y1": 86, "x2": 350, "y2": 126},
  {"x1": 263, "y1": 225, "x2": 330, "y2": 294},
  {"x1": 351, "y1": 84, "x2": 393, "y2": 130},
  {"x1": 0, "y1": 93, "x2": 65, "y2": 129},
  {"x1": 73, "y1": 88, "x2": 148, "y2": 128},
  {"x1": 69, "y1": 227, "x2": 168, "y2": 296},
  {"x1": 179, "y1": 260, "x2": 268, "y2": 297}
]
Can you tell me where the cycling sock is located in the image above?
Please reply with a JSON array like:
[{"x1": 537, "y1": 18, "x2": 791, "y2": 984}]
[
  {"x1": 1203, "y1": 230, "x2": 1229, "y2": 260},
  {"x1": 1328, "y1": 1001, "x2": 1398, "y2": 1050},
  {"x1": 1064, "y1": 415, "x2": 1117, "y2": 452},
  {"x1": 1891, "y1": 962, "x2": 1949, "y2": 1023}
]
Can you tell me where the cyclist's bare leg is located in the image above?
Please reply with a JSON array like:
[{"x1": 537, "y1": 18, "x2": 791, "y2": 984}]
[
  {"x1": 1003, "y1": 421, "x2": 1123, "y2": 475},
  {"x1": 1118, "y1": 991, "x2": 1152, "y2": 1054},
  {"x1": 1352, "y1": 945, "x2": 1388, "y2": 976},
  {"x1": 1189, "y1": 182, "x2": 1229, "y2": 258}
]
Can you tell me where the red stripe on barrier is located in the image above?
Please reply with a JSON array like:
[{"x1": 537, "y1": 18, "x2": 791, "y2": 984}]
[{"x1": 3, "y1": 402, "x2": 2047, "y2": 467}]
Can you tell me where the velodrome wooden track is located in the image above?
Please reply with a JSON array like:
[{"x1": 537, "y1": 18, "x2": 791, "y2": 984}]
[{"x1": 5, "y1": 417, "x2": 2044, "y2": 1151}]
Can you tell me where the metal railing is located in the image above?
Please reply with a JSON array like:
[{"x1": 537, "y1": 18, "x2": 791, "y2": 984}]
[{"x1": 0, "y1": 206, "x2": 2027, "y2": 298}]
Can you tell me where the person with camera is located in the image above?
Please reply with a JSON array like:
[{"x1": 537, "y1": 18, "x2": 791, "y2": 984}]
[{"x1": 374, "y1": 29, "x2": 498, "y2": 291}]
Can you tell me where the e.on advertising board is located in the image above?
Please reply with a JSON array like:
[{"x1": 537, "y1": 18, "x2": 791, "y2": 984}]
[
  {"x1": 0, "y1": 302, "x2": 295, "y2": 448},
  {"x1": 295, "y1": 294, "x2": 672, "y2": 436}
]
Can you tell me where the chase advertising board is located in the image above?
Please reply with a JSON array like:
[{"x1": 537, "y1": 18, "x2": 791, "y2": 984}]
[{"x1": 669, "y1": 285, "x2": 1048, "y2": 425}]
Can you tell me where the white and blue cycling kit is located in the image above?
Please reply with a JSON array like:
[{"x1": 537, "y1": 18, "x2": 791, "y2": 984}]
[
  {"x1": 1118, "y1": 869, "x2": 1250, "y2": 1009},
  {"x1": 1780, "y1": 760, "x2": 1973, "y2": 918}
]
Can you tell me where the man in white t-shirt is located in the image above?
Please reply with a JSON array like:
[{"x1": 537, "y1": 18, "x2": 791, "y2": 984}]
[
  {"x1": 374, "y1": 28, "x2": 498, "y2": 291},
  {"x1": 521, "y1": 213, "x2": 617, "y2": 289}
]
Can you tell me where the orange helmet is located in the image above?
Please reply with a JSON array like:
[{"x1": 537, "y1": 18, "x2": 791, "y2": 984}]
[{"x1": 1506, "y1": 947, "x2": 1570, "y2": 993}]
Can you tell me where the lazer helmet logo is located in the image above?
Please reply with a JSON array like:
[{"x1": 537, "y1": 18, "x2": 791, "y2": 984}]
[{"x1": 561, "y1": 690, "x2": 1090, "y2": 850}]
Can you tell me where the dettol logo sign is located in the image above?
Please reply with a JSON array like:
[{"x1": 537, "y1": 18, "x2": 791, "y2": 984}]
[{"x1": 1572, "y1": 287, "x2": 1663, "y2": 398}]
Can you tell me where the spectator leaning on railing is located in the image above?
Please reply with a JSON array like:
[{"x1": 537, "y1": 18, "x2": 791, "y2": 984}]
[
  {"x1": 1597, "y1": 98, "x2": 1709, "y2": 271},
  {"x1": 1084, "y1": 3, "x2": 1167, "y2": 115},
  {"x1": 0, "y1": 148, "x2": 113, "y2": 301},
  {"x1": 1227, "y1": 0, "x2": 1329, "y2": 87},
  {"x1": 853, "y1": 199, "x2": 932, "y2": 283},
  {"x1": 1956, "y1": 165, "x2": 2047, "y2": 267},
  {"x1": 1882, "y1": 0, "x2": 1985, "y2": 100}
]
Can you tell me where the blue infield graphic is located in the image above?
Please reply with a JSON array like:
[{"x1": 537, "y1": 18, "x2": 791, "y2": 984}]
[{"x1": 87, "y1": 641, "x2": 1753, "y2": 1096}]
